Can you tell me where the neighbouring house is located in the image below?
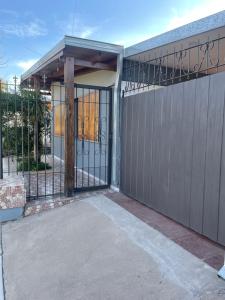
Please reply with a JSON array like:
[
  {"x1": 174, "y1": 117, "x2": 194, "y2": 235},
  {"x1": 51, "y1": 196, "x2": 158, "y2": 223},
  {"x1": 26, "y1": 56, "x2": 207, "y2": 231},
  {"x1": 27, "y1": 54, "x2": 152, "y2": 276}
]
[
  {"x1": 9, "y1": 9, "x2": 225, "y2": 247},
  {"x1": 0, "y1": 79, "x2": 8, "y2": 92}
]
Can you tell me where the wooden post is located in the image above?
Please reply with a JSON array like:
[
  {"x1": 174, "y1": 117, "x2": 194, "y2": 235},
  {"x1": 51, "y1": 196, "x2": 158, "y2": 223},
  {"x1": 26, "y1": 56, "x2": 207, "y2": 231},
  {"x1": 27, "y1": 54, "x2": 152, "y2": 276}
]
[{"x1": 64, "y1": 56, "x2": 75, "y2": 196}]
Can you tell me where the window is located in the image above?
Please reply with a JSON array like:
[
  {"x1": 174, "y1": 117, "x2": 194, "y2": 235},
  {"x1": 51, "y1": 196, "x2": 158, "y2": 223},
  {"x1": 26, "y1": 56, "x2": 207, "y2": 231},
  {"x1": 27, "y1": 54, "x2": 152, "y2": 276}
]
[
  {"x1": 77, "y1": 90, "x2": 99, "y2": 142},
  {"x1": 53, "y1": 90, "x2": 100, "y2": 141}
]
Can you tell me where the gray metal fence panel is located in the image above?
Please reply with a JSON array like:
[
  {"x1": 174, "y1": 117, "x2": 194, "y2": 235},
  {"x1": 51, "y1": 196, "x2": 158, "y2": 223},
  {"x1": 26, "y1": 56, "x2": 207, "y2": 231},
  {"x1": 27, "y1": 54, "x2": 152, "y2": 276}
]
[
  {"x1": 218, "y1": 88, "x2": 225, "y2": 245},
  {"x1": 121, "y1": 71, "x2": 225, "y2": 246},
  {"x1": 203, "y1": 72, "x2": 225, "y2": 241},
  {"x1": 189, "y1": 76, "x2": 209, "y2": 233},
  {"x1": 142, "y1": 92, "x2": 154, "y2": 206}
]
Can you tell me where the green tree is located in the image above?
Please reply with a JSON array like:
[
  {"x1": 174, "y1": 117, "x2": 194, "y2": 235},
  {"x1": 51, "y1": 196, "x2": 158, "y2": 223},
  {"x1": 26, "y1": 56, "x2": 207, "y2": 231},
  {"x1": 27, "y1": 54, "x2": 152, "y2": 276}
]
[{"x1": 0, "y1": 87, "x2": 51, "y2": 169}]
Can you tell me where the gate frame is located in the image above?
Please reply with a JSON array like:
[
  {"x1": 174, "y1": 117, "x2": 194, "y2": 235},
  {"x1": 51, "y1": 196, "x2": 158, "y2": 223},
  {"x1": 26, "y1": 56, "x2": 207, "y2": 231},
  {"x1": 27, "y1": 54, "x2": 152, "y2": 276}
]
[{"x1": 74, "y1": 83, "x2": 113, "y2": 193}]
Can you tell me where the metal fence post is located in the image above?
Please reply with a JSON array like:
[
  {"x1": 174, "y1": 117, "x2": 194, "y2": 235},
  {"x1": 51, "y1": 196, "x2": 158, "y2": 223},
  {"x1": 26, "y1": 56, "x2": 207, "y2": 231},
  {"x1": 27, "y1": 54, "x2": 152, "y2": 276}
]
[
  {"x1": 0, "y1": 80, "x2": 3, "y2": 179},
  {"x1": 0, "y1": 125, "x2": 2, "y2": 179}
]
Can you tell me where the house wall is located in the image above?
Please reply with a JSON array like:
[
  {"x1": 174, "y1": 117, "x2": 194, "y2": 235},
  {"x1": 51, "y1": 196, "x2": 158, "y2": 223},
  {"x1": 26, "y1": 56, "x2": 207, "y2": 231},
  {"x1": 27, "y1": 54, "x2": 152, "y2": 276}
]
[
  {"x1": 51, "y1": 70, "x2": 116, "y2": 99},
  {"x1": 121, "y1": 71, "x2": 225, "y2": 246},
  {"x1": 51, "y1": 82, "x2": 65, "y2": 166},
  {"x1": 75, "y1": 70, "x2": 116, "y2": 87}
]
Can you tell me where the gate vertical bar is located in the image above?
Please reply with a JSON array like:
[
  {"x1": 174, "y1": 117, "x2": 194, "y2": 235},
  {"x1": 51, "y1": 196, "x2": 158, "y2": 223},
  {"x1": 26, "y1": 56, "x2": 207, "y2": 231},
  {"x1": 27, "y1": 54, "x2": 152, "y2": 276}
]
[
  {"x1": 64, "y1": 56, "x2": 75, "y2": 197},
  {"x1": 74, "y1": 87, "x2": 78, "y2": 189},
  {"x1": 0, "y1": 80, "x2": 3, "y2": 179},
  {"x1": 33, "y1": 76, "x2": 40, "y2": 198},
  {"x1": 108, "y1": 88, "x2": 113, "y2": 186},
  {"x1": 13, "y1": 76, "x2": 18, "y2": 174}
]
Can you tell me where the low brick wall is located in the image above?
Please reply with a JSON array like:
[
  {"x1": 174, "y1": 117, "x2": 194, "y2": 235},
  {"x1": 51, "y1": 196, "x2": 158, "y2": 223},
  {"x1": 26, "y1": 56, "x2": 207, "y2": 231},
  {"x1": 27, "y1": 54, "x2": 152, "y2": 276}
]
[
  {"x1": 24, "y1": 189, "x2": 114, "y2": 217},
  {"x1": 0, "y1": 176, "x2": 26, "y2": 221}
]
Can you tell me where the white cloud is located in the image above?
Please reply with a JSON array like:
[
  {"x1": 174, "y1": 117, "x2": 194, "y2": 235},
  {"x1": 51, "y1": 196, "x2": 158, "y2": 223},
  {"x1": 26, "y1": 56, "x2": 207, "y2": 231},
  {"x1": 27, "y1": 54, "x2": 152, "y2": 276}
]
[
  {"x1": 79, "y1": 28, "x2": 96, "y2": 39},
  {"x1": 17, "y1": 59, "x2": 38, "y2": 72},
  {"x1": 0, "y1": 19, "x2": 47, "y2": 37},
  {"x1": 115, "y1": 1, "x2": 225, "y2": 48},
  {"x1": 166, "y1": 0, "x2": 225, "y2": 31},
  {"x1": 59, "y1": 14, "x2": 98, "y2": 39}
]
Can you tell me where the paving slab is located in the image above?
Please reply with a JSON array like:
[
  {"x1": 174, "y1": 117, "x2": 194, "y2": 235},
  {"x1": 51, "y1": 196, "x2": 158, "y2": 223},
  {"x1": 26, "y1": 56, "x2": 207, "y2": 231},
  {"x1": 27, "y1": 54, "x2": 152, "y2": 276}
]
[
  {"x1": 2, "y1": 195, "x2": 225, "y2": 300},
  {"x1": 107, "y1": 191, "x2": 225, "y2": 270}
]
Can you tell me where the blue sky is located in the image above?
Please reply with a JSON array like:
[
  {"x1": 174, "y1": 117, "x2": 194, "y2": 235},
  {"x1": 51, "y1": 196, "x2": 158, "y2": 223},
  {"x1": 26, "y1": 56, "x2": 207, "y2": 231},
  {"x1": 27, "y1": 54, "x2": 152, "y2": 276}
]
[{"x1": 0, "y1": 0, "x2": 225, "y2": 81}]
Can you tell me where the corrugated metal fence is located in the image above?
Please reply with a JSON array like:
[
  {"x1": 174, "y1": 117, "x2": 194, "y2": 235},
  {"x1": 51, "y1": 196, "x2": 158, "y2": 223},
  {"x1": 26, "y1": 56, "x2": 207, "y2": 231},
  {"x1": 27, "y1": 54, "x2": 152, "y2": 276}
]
[{"x1": 121, "y1": 71, "x2": 225, "y2": 246}]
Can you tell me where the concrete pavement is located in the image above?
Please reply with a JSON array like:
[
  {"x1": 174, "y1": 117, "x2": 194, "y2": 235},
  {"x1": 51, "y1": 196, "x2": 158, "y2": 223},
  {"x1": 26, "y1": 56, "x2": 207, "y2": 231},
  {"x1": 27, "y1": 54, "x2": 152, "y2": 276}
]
[
  {"x1": 0, "y1": 227, "x2": 4, "y2": 300},
  {"x1": 2, "y1": 195, "x2": 225, "y2": 300}
]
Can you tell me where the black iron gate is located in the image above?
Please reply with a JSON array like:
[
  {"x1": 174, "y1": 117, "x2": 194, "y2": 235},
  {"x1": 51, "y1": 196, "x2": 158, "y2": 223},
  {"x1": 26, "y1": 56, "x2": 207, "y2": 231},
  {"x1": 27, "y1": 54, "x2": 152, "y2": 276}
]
[
  {"x1": 0, "y1": 82, "x2": 67, "y2": 200},
  {"x1": 0, "y1": 82, "x2": 112, "y2": 200},
  {"x1": 74, "y1": 84, "x2": 112, "y2": 192}
]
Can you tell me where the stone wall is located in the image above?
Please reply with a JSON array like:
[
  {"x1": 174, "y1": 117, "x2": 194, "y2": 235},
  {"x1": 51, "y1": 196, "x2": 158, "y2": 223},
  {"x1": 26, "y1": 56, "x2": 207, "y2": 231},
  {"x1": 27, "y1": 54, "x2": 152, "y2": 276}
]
[{"x1": 0, "y1": 176, "x2": 26, "y2": 221}]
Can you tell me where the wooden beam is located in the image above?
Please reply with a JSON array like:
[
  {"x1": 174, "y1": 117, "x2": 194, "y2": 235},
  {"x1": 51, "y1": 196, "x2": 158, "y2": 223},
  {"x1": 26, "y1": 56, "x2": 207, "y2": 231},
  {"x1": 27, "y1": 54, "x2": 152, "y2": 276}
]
[
  {"x1": 47, "y1": 57, "x2": 117, "y2": 80},
  {"x1": 74, "y1": 58, "x2": 115, "y2": 70},
  {"x1": 21, "y1": 51, "x2": 64, "y2": 82},
  {"x1": 48, "y1": 67, "x2": 98, "y2": 80},
  {"x1": 47, "y1": 66, "x2": 84, "y2": 79},
  {"x1": 48, "y1": 68, "x2": 64, "y2": 78},
  {"x1": 64, "y1": 56, "x2": 75, "y2": 197}
]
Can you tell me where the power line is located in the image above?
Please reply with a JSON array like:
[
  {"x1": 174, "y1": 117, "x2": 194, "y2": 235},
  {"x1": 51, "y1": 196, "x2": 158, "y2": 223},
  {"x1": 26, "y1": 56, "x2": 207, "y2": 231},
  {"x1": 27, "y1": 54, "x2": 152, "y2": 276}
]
[{"x1": 72, "y1": 0, "x2": 77, "y2": 35}]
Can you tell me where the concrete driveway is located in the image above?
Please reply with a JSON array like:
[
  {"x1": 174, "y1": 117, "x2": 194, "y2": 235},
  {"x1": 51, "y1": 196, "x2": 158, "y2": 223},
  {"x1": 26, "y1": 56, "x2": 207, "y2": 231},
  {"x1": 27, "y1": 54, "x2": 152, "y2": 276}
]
[{"x1": 2, "y1": 195, "x2": 225, "y2": 300}]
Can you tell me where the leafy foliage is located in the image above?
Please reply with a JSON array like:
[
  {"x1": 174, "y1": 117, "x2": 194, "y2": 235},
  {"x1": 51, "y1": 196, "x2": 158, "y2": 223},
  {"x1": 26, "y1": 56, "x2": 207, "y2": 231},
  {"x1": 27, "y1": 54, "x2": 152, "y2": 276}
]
[{"x1": 0, "y1": 87, "x2": 51, "y2": 167}]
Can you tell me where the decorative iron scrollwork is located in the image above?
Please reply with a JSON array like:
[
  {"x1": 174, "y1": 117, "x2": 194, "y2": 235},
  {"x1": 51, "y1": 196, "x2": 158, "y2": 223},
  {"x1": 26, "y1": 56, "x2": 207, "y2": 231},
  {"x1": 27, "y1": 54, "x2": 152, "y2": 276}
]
[{"x1": 123, "y1": 35, "x2": 224, "y2": 94}]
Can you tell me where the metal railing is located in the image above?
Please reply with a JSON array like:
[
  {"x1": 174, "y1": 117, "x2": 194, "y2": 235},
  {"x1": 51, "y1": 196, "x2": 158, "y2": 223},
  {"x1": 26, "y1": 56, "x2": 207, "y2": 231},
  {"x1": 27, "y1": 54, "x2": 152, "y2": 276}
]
[
  {"x1": 0, "y1": 81, "x2": 112, "y2": 200},
  {"x1": 0, "y1": 81, "x2": 64, "y2": 200},
  {"x1": 122, "y1": 35, "x2": 225, "y2": 94}
]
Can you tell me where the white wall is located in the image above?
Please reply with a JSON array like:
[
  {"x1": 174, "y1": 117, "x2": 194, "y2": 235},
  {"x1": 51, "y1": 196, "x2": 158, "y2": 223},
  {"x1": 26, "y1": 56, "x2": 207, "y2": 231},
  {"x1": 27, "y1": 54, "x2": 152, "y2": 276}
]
[
  {"x1": 51, "y1": 70, "x2": 116, "y2": 98},
  {"x1": 51, "y1": 82, "x2": 65, "y2": 101},
  {"x1": 75, "y1": 70, "x2": 116, "y2": 87}
]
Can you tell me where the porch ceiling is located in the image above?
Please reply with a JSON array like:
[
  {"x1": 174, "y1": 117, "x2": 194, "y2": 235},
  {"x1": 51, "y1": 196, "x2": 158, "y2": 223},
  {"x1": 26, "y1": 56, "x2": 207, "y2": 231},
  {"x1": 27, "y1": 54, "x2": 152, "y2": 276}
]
[{"x1": 21, "y1": 36, "x2": 123, "y2": 85}]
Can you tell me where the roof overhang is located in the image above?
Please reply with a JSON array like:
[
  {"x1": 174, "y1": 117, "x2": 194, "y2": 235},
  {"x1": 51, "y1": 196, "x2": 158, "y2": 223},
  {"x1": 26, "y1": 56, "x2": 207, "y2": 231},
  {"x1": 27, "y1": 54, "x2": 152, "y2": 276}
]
[
  {"x1": 21, "y1": 36, "x2": 123, "y2": 84},
  {"x1": 125, "y1": 10, "x2": 225, "y2": 58}
]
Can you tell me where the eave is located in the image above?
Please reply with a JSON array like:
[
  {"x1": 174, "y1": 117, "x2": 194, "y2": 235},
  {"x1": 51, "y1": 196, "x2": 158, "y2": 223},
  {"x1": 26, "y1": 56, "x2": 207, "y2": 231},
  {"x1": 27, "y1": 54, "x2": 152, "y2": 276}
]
[{"x1": 21, "y1": 36, "x2": 123, "y2": 84}]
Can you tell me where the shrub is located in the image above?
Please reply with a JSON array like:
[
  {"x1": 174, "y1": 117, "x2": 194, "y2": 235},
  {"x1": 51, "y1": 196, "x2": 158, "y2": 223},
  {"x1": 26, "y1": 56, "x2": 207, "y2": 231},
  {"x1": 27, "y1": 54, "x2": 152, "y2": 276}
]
[{"x1": 17, "y1": 158, "x2": 51, "y2": 172}]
